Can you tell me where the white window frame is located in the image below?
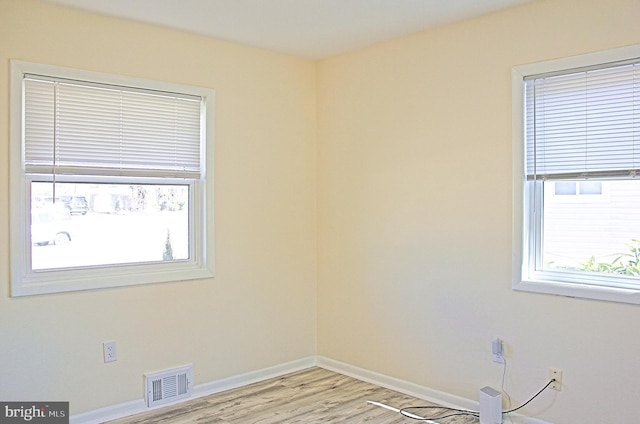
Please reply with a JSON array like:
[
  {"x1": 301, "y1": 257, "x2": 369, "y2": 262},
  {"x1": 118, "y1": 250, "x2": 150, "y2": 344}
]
[
  {"x1": 512, "y1": 45, "x2": 640, "y2": 305},
  {"x1": 9, "y1": 61, "x2": 215, "y2": 296}
]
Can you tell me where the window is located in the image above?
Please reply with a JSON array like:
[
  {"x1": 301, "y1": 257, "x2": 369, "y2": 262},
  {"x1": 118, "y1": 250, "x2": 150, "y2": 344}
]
[
  {"x1": 512, "y1": 45, "x2": 640, "y2": 304},
  {"x1": 553, "y1": 181, "x2": 603, "y2": 196},
  {"x1": 9, "y1": 61, "x2": 215, "y2": 296}
]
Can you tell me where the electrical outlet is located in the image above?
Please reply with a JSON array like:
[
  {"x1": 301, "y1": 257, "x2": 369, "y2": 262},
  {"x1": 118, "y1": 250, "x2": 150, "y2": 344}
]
[
  {"x1": 103, "y1": 341, "x2": 117, "y2": 363},
  {"x1": 549, "y1": 368, "x2": 562, "y2": 391}
]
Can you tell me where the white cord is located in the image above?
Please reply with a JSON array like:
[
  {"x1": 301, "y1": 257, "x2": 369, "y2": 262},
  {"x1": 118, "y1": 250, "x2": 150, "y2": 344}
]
[
  {"x1": 501, "y1": 357, "x2": 513, "y2": 424},
  {"x1": 366, "y1": 401, "x2": 439, "y2": 424}
]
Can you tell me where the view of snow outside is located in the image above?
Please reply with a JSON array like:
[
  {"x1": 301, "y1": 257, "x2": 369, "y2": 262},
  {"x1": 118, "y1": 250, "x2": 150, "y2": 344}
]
[
  {"x1": 31, "y1": 182, "x2": 189, "y2": 271},
  {"x1": 542, "y1": 179, "x2": 640, "y2": 273}
]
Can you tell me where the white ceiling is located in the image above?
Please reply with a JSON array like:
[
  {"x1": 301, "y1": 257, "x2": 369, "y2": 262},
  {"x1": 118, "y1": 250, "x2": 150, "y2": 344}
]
[{"x1": 43, "y1": 0, "x2": 535, "y2": 59}]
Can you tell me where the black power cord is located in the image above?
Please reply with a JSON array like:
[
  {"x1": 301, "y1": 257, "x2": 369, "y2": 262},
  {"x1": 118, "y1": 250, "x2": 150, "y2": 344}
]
[
  {"x1": 502, "y1": 379, "x2": 555, "y2": 414},
  {"x1": 398, "y1": 378, "x2": 556, "y2": 422}
]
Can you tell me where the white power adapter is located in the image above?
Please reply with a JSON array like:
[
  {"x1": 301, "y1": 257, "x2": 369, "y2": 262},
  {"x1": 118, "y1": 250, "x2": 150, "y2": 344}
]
[
  {"x1": 492, "y1": 338, "x2": 505, "y2": 364},
  {"x1": 479, "y1": 386, "x2": 502, "y2": 424}
]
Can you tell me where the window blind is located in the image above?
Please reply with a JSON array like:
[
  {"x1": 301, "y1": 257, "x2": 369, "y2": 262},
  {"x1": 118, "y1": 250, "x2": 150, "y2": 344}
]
[
  {"x1": 23, "y1": 75, "x2": 203, "y2": 178},
  {"x1": 525, "y1": 59, "x2": 640, "y2": 180}
]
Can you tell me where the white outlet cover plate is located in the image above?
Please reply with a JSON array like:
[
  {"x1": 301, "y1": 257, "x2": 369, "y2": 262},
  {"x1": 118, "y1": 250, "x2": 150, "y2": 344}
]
[{"x1": 103, "y1": 341, "x2": 117, "y2": 362}]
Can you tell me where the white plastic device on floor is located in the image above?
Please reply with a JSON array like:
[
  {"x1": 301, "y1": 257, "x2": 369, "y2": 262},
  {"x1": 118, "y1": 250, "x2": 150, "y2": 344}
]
[{"x1": 479, "y1": 386, "x2": 502, "y2": 424}]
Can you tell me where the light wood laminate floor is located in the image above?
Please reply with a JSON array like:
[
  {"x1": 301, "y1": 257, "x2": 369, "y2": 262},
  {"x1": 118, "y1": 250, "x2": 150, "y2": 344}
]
[{"x1": 105, "y1": 367, "x2": 479, "y2": 423}]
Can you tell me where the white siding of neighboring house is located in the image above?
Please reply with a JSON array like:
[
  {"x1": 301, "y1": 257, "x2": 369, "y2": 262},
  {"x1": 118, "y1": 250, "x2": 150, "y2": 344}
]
[{"x1": 543, "y1": 180, "x2": 640, "y2": 270}]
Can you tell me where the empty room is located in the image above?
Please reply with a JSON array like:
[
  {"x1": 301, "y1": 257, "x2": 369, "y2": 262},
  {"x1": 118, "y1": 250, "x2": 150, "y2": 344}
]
[{"x1": 1, "y1": 0, "x2": 639, "y2": 423}]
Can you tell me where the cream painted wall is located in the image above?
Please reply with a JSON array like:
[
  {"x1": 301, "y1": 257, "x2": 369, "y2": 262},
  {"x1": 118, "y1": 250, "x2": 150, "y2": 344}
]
[
  {"x1": 0, "y1": 0, "x2": 317, "y2": 414},
  {"x1": 2, "y1": 0, "x2": 640, "y2": 422},
  {"x1": 316, "y1": 0, "x2": 640, "y2": 423}
]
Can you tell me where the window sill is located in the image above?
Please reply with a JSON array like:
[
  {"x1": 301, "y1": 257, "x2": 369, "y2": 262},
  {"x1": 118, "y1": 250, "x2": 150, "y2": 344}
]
[
  {"x1": 514, "y1": 278, "x2": 640, "y2": 305},
  {"x1": 12, "y1": 261, "x2": 214, "y2": 297}
]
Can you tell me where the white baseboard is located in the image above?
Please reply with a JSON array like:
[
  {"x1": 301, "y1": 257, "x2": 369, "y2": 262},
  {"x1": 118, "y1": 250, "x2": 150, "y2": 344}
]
[
  {"x1": 316, "y1": 356, "x2": 479, "y2": 411},
  {"x1": 71, "y1": 356, "x2": 552, "y2": 424},
  {"x1": 315, "y1": 356, "x2": 553, "y2": 424},
  {"x1": 70, "y1": 398, "x2": 147, "y2": 424}
]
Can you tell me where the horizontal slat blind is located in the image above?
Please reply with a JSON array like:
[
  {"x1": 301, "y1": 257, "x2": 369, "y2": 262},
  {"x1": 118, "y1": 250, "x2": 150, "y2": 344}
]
[
  {"x1": 24, "y1": 76, "x2": 202, "y2": 178},
  {"x1": 525, "y1": 60, "x2": 640, "y2": 179}
]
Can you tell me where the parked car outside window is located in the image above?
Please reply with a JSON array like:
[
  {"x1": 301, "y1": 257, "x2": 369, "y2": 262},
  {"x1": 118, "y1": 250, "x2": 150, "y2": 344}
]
[
  {"x1": 31, "y1": 206, "x2": 73, "y2": 246},
  {"x1": 62, "y1": 196, "x2": 89, "y2": 215}
]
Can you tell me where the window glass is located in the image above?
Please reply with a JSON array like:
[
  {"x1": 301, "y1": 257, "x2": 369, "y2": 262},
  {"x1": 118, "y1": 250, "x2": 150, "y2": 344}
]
[
  {"x1": 542, "y1": 179, "x2": 640, "y2": 275},
  {"x1": 31, "y1": 182, "x2": 190, "y2": 271},
  {"x1": 554, "y1": 182, "x2": 576, "y2": 195},
  {"x1": 579, "y1": 181, "x2": 602, "y2": 195}
]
